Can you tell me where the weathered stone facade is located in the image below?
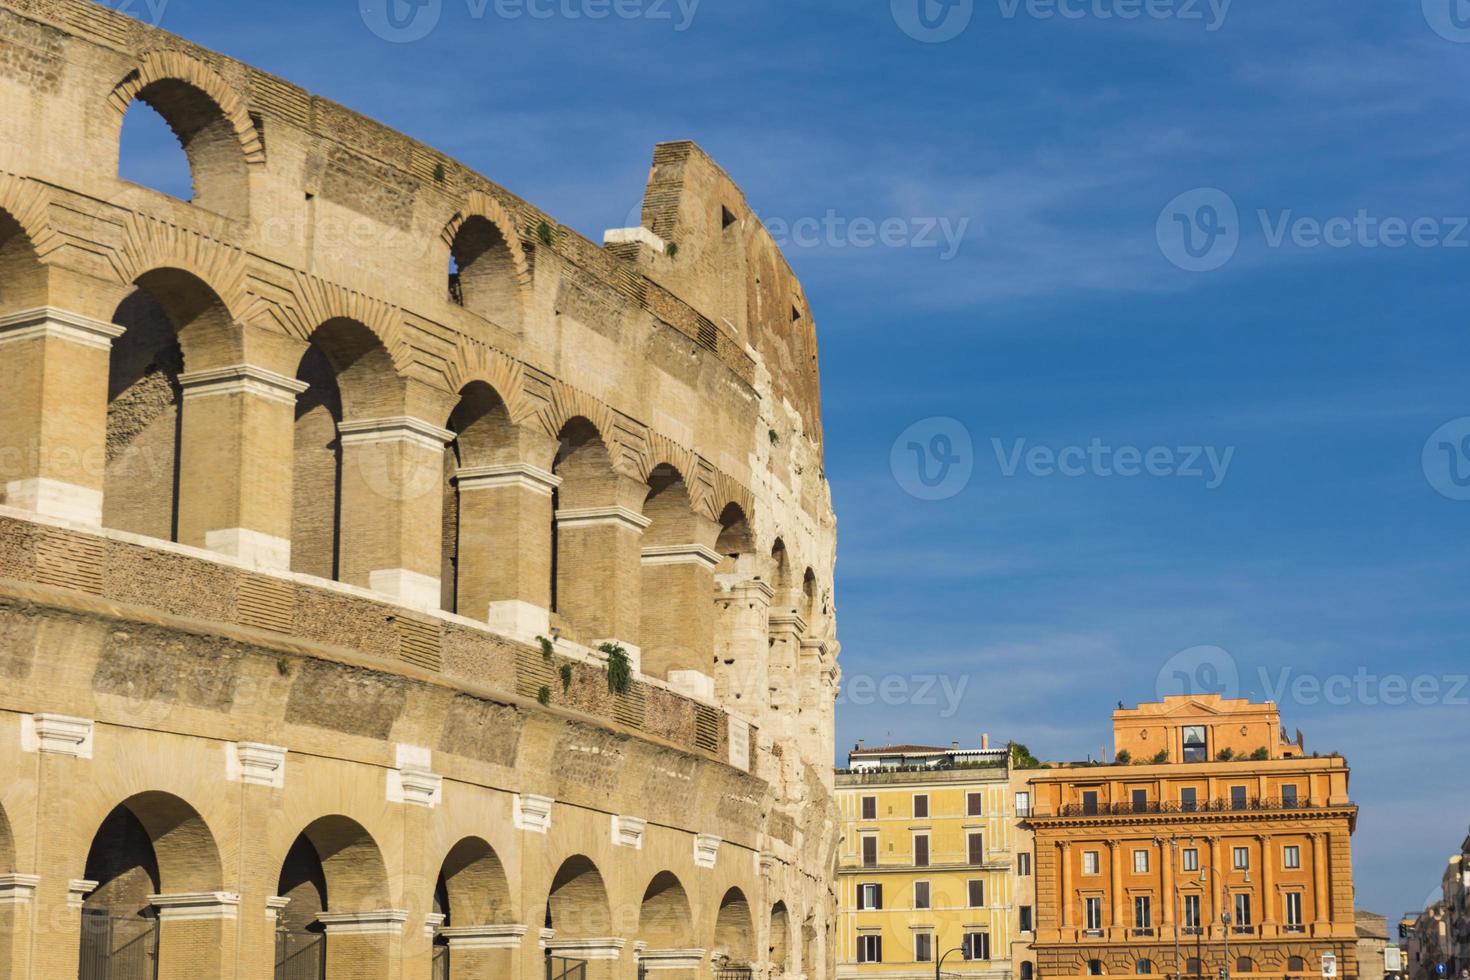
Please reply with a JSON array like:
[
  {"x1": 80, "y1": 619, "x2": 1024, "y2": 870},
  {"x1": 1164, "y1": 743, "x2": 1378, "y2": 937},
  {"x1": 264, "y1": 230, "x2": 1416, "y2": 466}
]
[{"x1": 0, "y1": 1, "x2": 841, "y2": 976}]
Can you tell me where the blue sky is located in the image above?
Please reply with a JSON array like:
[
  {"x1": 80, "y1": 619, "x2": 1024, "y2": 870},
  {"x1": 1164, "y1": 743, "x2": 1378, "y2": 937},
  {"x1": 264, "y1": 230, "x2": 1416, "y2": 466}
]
[{"x1": 115, "y1": 0, "x2": 1470, "y2": 924}]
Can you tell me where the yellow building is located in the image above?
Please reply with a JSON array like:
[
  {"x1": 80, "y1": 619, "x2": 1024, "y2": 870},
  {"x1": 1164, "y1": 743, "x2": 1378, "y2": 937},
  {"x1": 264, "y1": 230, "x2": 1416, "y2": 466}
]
[
  {"x1": 836, "y1": 740, "x2": 1022, "y2": 979},
  {"x1": 1027, "y1": 696, "x2": 1359, "y2": 980}
]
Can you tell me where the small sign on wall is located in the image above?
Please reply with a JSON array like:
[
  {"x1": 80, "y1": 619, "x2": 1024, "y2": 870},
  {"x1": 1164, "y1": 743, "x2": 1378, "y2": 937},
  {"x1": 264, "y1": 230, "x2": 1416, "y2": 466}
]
[{"x1": 1321, "y1": 953, "x2": 1338, "y2": 978}]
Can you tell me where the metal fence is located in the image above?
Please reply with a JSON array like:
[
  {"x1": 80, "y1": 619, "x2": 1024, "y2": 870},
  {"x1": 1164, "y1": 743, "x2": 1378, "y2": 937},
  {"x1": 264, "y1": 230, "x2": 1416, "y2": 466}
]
[
  {"x1": 431, "y1": 944, "x2": 449, "y2": 980},
  {"x1": 273, "y1": 927, "x2": 325, "y2": 980},
  {"x1": 78, "y1": 912, "x2": 158, "y2": 980},
  {"x1": 715, "y1": 969, "x2": 755, "y2": 980},
  {"x1": 547, "y1": 956, "x2": 587, "y2": 980}
]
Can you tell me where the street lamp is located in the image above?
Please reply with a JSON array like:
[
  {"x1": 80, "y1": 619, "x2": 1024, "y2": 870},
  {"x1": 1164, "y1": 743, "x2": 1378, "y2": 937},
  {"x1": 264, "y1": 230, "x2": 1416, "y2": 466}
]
[{"x1": 938, "y1": 944, "x2": 969, "y2": 979}]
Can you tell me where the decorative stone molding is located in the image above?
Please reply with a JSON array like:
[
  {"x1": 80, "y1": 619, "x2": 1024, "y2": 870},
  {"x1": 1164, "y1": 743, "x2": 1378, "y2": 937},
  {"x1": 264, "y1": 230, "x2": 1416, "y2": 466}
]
[
  {"x1": 546, "y1": 938, "x2": 626, "y2": 960},
  {"x1": 554, "y1": 506, "x2": 652, "y2": 533},
  {"x1": 539, "y1": 927, "x2": 555, "y2": 949},
  {"x1": 367, "y1": 569, "x2": 442, "y2": 610},
  {"x1": 603, "y1": 226, "x2": 669, "y2": 253},
  {"x1": 20, "y1": 713, "x2": 94, "y2": 759},
  {"x1": 513, "y1": 794, "x2": 554, "y2": 833},
  {"x1": 203, "y1": 528, "x2": 293, "y2": 569},
  {"x1": 441, "y1": 924, "x2": 529, "y2": 949},
  {"x1": 760, "y1": 852, "x2": 779, "y2": 878},
  {"x1": 0, "y1": 874, "x2": 40, "y2": 905},
  {"x1": 5, "y1": 477, "x2": 104, "y2": 526},
  {"x1": 226, "y1": 742, "x2": 287, "y2": 788},
  {"x1": 67, "y1": 880, "x2": 98, "y2": 908},
  {"x1": 612, "y1": 815, "x2": 647, "y2": 849},
  {"x1": 266, "y1": 896, "x2": 291, "y2": 921},
  {"x1": 148, "y1": 892, "x2": 241, "y2": 921},
  {"x1": 640, "y1": 544, "x2": 723, "y2": 569},
  {"x1": 638, "y1": 948, "x2": 708, "y2": 970},
  {"x1": 338, "y1": 417, "x2": 454, "y2": 453},
  {"x1": 0, "y1": 307, "x2": 125, "y2": 351},
  {"x1": 178, "y1": 365, "x2": 308, "y2": 405},
  {"x1": 693, "y1": 833, "x2": 722, "y2": 869},
  {"x1": 387, "y1": 744, "x2": 442, "y2": 808},
  {"x1": 423, "y1": 912, "x2": 445, "y2": 938},
  {"x1": 456, "y1": 463, "x2": 561, "y2": 497},
  {"x1": 768, "y1": 612, "x2": 808, "y2": 638},
  {"x1": 486, "y1": 600, "x2": 551, "y2": 641},
  {"x1": 316, "y1": 910, "x2": 410, "y2": 934}
]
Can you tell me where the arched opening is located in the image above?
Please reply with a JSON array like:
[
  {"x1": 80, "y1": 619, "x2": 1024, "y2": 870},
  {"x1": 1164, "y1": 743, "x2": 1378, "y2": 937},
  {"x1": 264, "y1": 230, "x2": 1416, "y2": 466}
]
[
  {"x1": 769, "y1": 539, "x2": 792, "y2": 600},
  {"x1": 441, "y1": 382, "x2": 515, "y2": 615},
  {"x1": 290, "y1": 318, "x2": 402, "y2": 584},
  {"x1": 276, "y1": 816, "x2": 392, "y2": 980},
  {"x1": 1021, "y1": 962, "x2": 1035, "y2": 980},
  {"x1": 1088, "y1": 959, "x2": 1106, "y2": 976},
  {"x1": 0, "y1": 210, "x2": 59, "y2": 516},
  {"x1": 768, "y1": 901, "x2": 791, "y2": 973},
  {"x1": 641, "y1": 463, "x2": 711, "y2": 679},
  {"x1": 637, "y1": 872, "x2": 694, "y2": 951},
  {"x1": 550, "y1": 418, "x2": 619, "y2": 640},
  {"x1": 433, "y1": 837, "x2": 514, "y2": 980},
  {"x1": 712, "y1": 887, "x2": 754, "y2": 968},
  {"x1": 545, "y1": 855, "x2": 616, "y2": 979},
  {"x1": 118, "y1": 99, "x2": 193, "y2": 202},
  {"x1": 714, "y1": 503, "x2": 755, "y2": 574},
  {"x1": 79, "y1": 792, "x2": 225, "y2": 980},
  {"x1": 448, "y1": 215, "x2": 523, "y2": 331},
  {"x1": 0, "y1": 804, "x2": 16, "y2": 974},
  {"x1": 0, "y1": 208, "x2": 48, "y2": 311},
  {"x1": 116, "y1": 78, "x2": 249, "y2": 218},
  {"x1": 1287, "y1": 957, "x2": 1307, "y2": 973},
  {"x1": 801, "y1": 567, "x2": 819, "y2": 625},
  {"x1": 1237, "y1": 957, "x2": 1256, "y2": 974}
]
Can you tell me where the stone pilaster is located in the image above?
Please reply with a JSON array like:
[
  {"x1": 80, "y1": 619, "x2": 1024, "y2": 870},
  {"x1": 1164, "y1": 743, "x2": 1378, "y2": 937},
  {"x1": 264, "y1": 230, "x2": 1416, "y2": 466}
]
[
  {"x1": 442, "y1": 924, "x2": 526, "y2": 979},
  {"x1": 149, "y1": 892, "x2": 239, "y2": 980},
  {"x1": 454, "y1": 463, "x2": 560, "y2": 638},
  {"x1": 639, "y1": 542, "x2": 721, "y2": 682},
  {"x1": 0, "y1": 308, "x2": 124, "y2": 524},
  {"x1": 554, "y1": 502, "x2": 649, "y2": 649},
  {"x1": 338, "y1": 417, "x2": 453, "y2": 608},
  {"x1": 318, "y1": 910, "x2": 409, "y2": 980},
  {"x1": 713, "y1": 577, "x2": 772, "y2": 716},
  {"x1": 176, "y1": 364, "x2": 307, "y2": 569},
  {"x1": 766, "y1": 612, "x2": 806, "y2": 739}
]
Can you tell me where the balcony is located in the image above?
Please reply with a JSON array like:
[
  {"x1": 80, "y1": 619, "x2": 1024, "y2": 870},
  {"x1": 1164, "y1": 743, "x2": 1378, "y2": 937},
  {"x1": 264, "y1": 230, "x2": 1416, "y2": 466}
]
[{"x1": 1031, "y1": 797, "x2": 1343, "y2": 819}]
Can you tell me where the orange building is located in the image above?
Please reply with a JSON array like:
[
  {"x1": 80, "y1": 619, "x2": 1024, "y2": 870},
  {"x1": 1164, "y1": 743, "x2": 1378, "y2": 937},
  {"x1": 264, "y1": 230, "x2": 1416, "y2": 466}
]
[{"x1": 1026, "y1": 696, "x2": 1358, "y2": 980}]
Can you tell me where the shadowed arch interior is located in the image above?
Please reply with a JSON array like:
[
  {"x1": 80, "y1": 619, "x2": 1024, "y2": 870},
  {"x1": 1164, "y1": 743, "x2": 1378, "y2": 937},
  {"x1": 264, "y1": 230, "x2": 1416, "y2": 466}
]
[
  {"x1": 83, "y1": 792, "x2": 224, "y2": 911},
  {"x1": 441, "y1": 381, "x2": 515, "y2": 612},
  {"x1": 637, "y1": 871, "x2": 694, "y2": 950},
  {"x1": 436, "y1": 836, "x2": 514, "y2": 926},
  {"x1": 117, "y1": 77, "x2": 250, "y2": 218},
  {"x1": 284, "y1": 815, "x2": 390, "y2": 912},
  {"x1": 713, "y1": 887, "x2": 754, "y2": 964},
  {"x1": 714, "y1": 502, "x2": 755, "y2": 574},
  {"x1": 642, "y1": 464, "x2": 697, "y2": 545},
  {"x1": 0, "y1": 209, "x2": 48, "y2": 310},
  {"x1": 546, "y1": 855, "x2": 610, "y2": 938},
  {"x1": 449, "y1": 215, "x2": 523, "y2": 332},
  {"x1": 549, "y1": 417, "x2": 618, "y2": 627},
  {"x1": 769, "y1": 901, "x2": 790, "y2": 970}
]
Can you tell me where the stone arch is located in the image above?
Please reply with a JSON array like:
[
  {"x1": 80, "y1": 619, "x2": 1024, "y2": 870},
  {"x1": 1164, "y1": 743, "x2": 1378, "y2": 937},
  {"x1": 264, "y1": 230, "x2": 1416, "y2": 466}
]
[
  {"x1": 801, "y1": 567, "x2": 819, "y2": 624},
  {"x1": 549, "y1": 416, "x2": 629, "y2": 640},
  {"x1": 712, "y1": 887, "x2": 754, "y2": 966},
  {"x1": 1286, "y1": 956, "x2": 1307, "y2": 973},
  {"x1": 103, "y1": 266, "x2": 240, "y2": 542},
  {"x1": 714, "y1": 502, "x2": 755, "y2": 573},
  {"x1": 0, "y1": 803, "x2": 14, "y2": 973},
  {"x1": 435, "y1": 837, "x2": 514, "y2": 926},
  {"x1": 642, "y1": 463, "x2": 699, "y2": 546},
  {"x1": 1236, "y1": 956, "x2": 1256, "y2": 974},
  {"x1": 441, "y1": 380, "x2": 518, "y2": 613},
  {"x1": 446, "y1": 214, "x2": 526, "y2": 332},
  {"x1": 440, "y1": 192, "x2": 531, "y2": 288},
  {"x1": 769, "y1": 538, "x2": 792, "y2": 595},
  {"x1": 768, "y1": 901, "x2": 791, "y2": 972},
  {"x1": 281, "y1": 815, "x2": 391, "y2": 913},
  {"x1": 636, "y1": 871, "x2": 694, "y2": 951},
  {"x1": 0, "y1": 205, "x2": 49, "y2": 311},
  {"x1": 545, "y1": 855, "x2": 611, "y2": 938},
  {"x1": 108, "y1": 51, "x2": 261, "y2": 218}
]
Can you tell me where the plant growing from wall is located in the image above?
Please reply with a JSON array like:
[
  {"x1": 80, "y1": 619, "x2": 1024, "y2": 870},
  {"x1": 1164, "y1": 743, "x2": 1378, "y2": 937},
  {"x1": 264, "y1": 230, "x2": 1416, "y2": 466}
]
[
  {"x1": 665, "y1": 241, "x2": 679, "y2": 259},
  {"x1": 537, "y1": 686, "x2": 551, "y2": 706},
  {"x1": 1250, "y1": 746, "x2": 1269, "y2": 760},
  {"x1": 599, "y1": 642, "x2": 632, "y2": 694},
  {"x1": 1217, "y1": 747, "x2": 1235, "y2": 761},
  {"x1": 432, "y1": 162, "x2": 446, "y2": 184},
  {"x1": 537, "y1": 220, "x2": 554, "y2": 246},
  {"x1": 559, "y1": 663, "x2": 573, "y2": 695},
  {"x1": 1115, "y1": 749, "x2": 1132, "y2": 765},
  {"x1": 536, "y1": 634, "x2": 554, "y2": 661},
  {"x1": 1149, "y1": 749, "x2": 1169, "y2": 765}
]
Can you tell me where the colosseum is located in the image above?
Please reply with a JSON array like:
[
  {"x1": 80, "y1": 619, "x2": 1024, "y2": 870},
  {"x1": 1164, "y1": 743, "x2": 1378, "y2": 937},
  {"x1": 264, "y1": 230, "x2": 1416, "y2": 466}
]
[{"x1": 0, "y1": 1, "x2": 841, "y2": 977}]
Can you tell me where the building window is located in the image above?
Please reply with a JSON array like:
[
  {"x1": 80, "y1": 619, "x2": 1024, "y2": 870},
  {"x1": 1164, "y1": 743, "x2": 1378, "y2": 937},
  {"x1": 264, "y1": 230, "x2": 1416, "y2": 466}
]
[
  {"x1": 1132, "y1": 788, "x2": 1148, "y2": 813},
  {"x1": 1282, "y1": 784, "x2": 1298, "y2": 807},
  {"x1": 1083, "y1": 850, "x2": 1100, "y2": 875},
  {"x1": 1237, "y1": 958, "x2": 1256, "y2": 974},
  {"x1": 1287, "y1": 956, "x2": 1307, "y2": 972},
  {"x1": 914, "y1": 834, "x2": 930, "y2": 868},
  {"x1": 968, "y1": 832, "x2": 984, "y2": 865},
  {"x1": 915, "y1": 933, "x2": 933, "y2": 963},
  {"x1": 968, "y1": 879, "x2": 985, "y2": 908},
  {"x1": 1022, "y1": 963, "x2": 1035, "y2": 980},
  {"x1": 914, "y1": 794, "x2": 929, "y2": 819},
  {"x1": 1180, "y1": 787, "x2": 1198, "y2": 812},
  {"x1": 1182, "y1": 848, "x2": 1199, "y2": 872},
  {"x1": 861, "y1": 795, "x2": 877, "y2": 820},
  {"x1": 1133, "y1": 849, "x2": 1150, "y2": 873},
  {"x1": 1284, "y1": 845, "x2": 1301, "y2": 869},
  {"x1": 964, "y1": 932, "x2": 990, "y2": 961},
  {"x1": 1082, "y1": 790, "x2": 1099, "y2": 814},
  {"x1": 857, "y1": 934, "x2": 882, "y2": 964},
  {"x1": 1135, "y1": 896, "x2": 1152, "y2": 931},
  {"x1": 1138, "y1": 960, "x2": 1154, "y2": 975},
  {"x1": 1183, "y1": 894, "x2": 1201, "y2": 931},
  {"x1": 1187, "y1": 958, "x2": 1204, "y2": 977},
  {"x1": 1089, "y1": 959, "x2": 1105, "y2": 975},
  {"x1": 1020, "y1": 905, "x2": 1033, "y2": 932},
  {"x1": 1018, "y1": 852, "x2": 1032, "y2": 876},
  {"x1": 914, "y1": 881, "x2": 930, "y2": 910},
  {"x1": 1285, "y1": 892, "x2": 1304, "y2": 929},
  {"x1": 862, "y1": 836, "x2": 877, "y2": 867},
  {"x1": 1015, "y1": 791, "x2": 1030, "y2": 817},
  {"x1": 1233, "y1": 846, "x2": 1250, "y2": 870},
  {"x1": 857, "y1": 883, "x2": 882, "y2": 910},
  {"x1": 1085, "y1": 897, "x2": 1103, "y2": 931},
  {"x1": 1182, "y1": 725, "x2": 1207, "y2": 762},
  {"x1": 1235, "y1": 893, "x2": 1252, "y2": 927},
  {"x1": 1231, "y1": 785, "x2": 1248, "y2": 810},
  {"x1": 968, "y1": 791, "x2": 984, "y2": 816}
]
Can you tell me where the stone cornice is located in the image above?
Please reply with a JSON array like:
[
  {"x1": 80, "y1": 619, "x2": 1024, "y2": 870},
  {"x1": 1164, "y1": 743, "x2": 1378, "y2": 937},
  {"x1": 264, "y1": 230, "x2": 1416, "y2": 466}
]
[
  {"x1": 179, "y1": 365, "x2": 309, "y2": 405},
  {"x1": 640, "y1": 544, "x2": 723, "y2": 569},
  {"x1": 0, "y1": 307, "x2": 124, "y2": 350},
  {"x1": 555, "y1": 506, "x2": 653, "y2": 533},
  {"x1": 338, "y1": 417, "x2": 454, "y2": 452},
  {"x1": 456, "y1": 463, "x2": 562, "y2": 497},
  {"x1": 317, "y1": 909, "x2": 410, "y2": 934}
]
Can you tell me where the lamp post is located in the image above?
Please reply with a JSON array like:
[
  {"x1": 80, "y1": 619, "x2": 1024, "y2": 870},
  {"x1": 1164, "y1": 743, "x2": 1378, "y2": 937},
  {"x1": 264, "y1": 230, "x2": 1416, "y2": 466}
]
[
  {"x1": 1197, "y1": 858, "x2": 1248, "y2": 980},
  {"x1": 938, "y1": 944, "x2": 969, "y2": 980}
]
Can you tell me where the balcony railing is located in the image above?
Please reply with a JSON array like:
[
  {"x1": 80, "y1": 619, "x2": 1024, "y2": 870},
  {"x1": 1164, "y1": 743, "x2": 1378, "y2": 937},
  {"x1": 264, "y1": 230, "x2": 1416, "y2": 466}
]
[{"x1": 1033, "y1": 797, "x2": 1333, "y2": 818}]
